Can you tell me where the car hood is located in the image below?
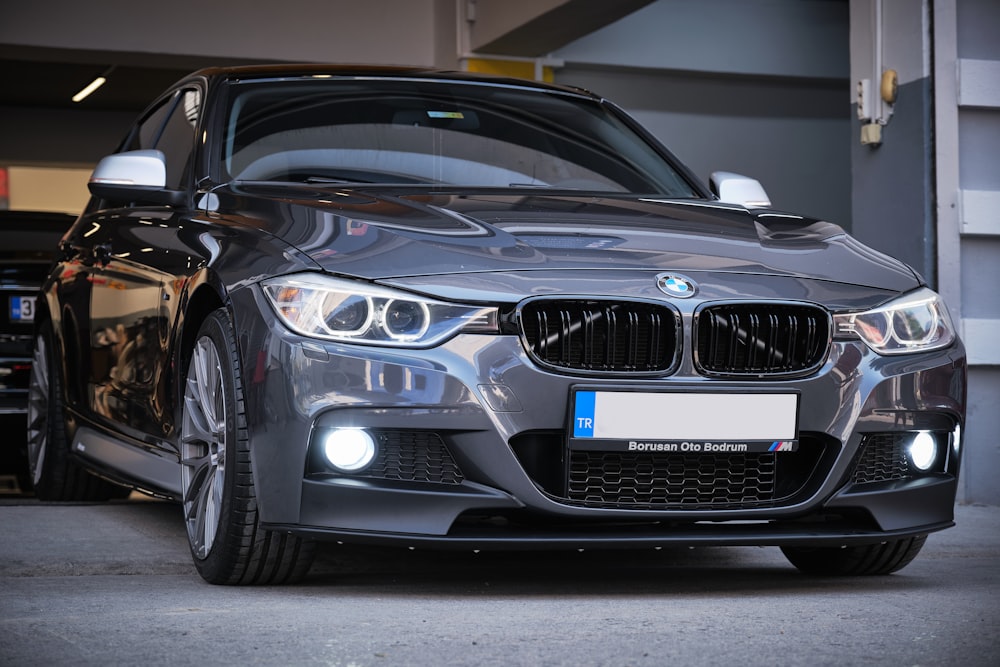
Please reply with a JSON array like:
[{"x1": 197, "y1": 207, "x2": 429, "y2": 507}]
[{"x1": 213, "y1": 184, "x2": 920, "y2": 305}]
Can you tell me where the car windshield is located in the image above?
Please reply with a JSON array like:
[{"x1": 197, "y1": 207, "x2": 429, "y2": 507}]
[{"x1": 220, "y1": 77, "x2": 698, "y2": 196}]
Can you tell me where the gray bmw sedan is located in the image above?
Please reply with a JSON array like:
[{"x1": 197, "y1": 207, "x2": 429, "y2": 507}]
[{"x1": 27, "y1": 65, "x2": 965, "y2": 584}]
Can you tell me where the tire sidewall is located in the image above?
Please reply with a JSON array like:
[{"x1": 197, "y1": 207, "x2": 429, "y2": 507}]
[
  {"x1": 184, "y1": 309, "x2": 251, "y2": 583},
  {"x1": 28, "y1": 320, "x2": 68, "y2": 498}
]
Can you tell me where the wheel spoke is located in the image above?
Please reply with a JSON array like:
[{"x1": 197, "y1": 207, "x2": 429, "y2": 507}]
[
  {"x1": 182, "y1": 384, "x2": 214, "y2": 444},
  {"x1": 180, "y1": 334, "x2": 227, "y2": 560},
  {"x1": 190, "y1": 467, "x2": 218, "y2": 559},
  {"x1": 26, "y1": 334, "x2": 49, "y2": 485},
  {"x1": 181, "y1": 451, "x2": 211, "y2": 505}
]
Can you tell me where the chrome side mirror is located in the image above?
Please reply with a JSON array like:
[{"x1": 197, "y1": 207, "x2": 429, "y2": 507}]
[
  {"x1": 88, "y1": 150, "x2": 185, "y2": 206},
  {"x1": 710, "y1": 171, "x2": 772, "y2": 208},
  {"x1": 90, "y1": 149, "x2": 167, "y2": 188}
]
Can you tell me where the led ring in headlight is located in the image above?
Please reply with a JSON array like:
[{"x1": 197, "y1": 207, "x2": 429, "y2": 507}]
[
  {"x1": 262, "y1": 273, "x2": 498, "y2": 348},
  {"x1": 833, "y1": 287, "x2": 956, "y2": 355},
  {"x1": 381, "y1": 299, "x2": 430, "y2": 340},
  {"x1": 319, "y1": 293, "x2": 372, "y2": 335}
]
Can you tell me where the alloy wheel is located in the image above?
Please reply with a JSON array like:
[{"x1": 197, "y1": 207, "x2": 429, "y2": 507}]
[
  {"x1": 180, "y1": 336, "x2": 227, "y2": 560},
  {"x1": 26, "y1": 334, "x2": 49, "y2": 487}
]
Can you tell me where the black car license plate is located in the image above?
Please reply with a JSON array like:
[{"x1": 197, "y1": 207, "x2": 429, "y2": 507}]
[{"x1": 9, "y1": 295, "x2": 36, "y2": 322}]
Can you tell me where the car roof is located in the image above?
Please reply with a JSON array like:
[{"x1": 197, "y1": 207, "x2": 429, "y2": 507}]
[{"x1": 182, "y1": 63, "x2": 599, "y2": 99}]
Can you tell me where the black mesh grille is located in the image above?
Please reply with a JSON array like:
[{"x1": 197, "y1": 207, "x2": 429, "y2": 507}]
[
  {"x1": 567, "y1": 451, "x2": 777, "y2": 509},
  {"x1": 696, "y1": 303, "x2": 830, "y2": 376},
  {"x1": 519, "y1": 300, "x2": 678, "y2": 373},
  {"x1": 363, "y1": 431, "x2": 464, "y2": 484},
  {"x1": 853, "y1": 434, "x2": 910, "y2": 484}
]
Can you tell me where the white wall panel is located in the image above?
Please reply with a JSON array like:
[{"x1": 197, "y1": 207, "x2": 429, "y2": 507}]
[{"x1": 958, "y1": 59, "x2": 1000, "y2": 109}]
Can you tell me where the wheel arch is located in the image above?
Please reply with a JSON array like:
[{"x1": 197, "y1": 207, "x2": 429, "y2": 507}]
[
  {"x1": 33, "y1": 287, "x2": 78, "y2": 411},
  {"x1": 176, "y1": 281, "x2": 228, "y2": 388}
]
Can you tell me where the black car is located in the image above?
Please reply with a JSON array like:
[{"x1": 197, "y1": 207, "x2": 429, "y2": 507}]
[
  {"x1": 0, "y1": 210, "x2": 75, "y2": 488},
  {"x1": 27, "y1": 65, "x2": 966, "y2": 584}
]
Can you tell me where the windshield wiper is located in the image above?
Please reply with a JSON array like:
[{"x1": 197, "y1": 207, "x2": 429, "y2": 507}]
[{"x1": 302, "y1": 176, "x2": 367, "y2": 184}]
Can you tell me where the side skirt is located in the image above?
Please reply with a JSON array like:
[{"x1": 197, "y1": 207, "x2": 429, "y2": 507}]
[{"x1": 71, "y1": 425, "x2": 182, "y2": 499}]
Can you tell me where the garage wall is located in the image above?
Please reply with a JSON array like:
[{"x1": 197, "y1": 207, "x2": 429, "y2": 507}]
[
  {"x1": 555, "y1": 66, "x2": 851, "y2": 227},
  {"x1": 7, "y1": 167, "x2": 90, "y2": 214},
  {"x1": 0, "y1": 107, "x2": 137, "y2": 169},
  {"x1": 849, "y1": 0, "x2": 935, "y2": 284},
  {"x1": 933, "y1": 0, "x2": 1000, "y2": 505},
  {"x1": 0, "y1": 0, "x2": 453, "y2": 68},
  {"x1": 550, "y1": 0, "x2": 853, "y2": 228}
]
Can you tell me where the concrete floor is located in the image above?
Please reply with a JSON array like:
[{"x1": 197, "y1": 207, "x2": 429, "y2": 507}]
[{"x1": 1, "y1": 492, "x2": 997, "y2": 666}]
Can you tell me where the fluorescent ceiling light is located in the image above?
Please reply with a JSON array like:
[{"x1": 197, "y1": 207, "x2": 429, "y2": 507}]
[
  {"x1": 72, "y1": 66, "x2": 115, "y2": 103},
  {"x1": 72, "y1": 76, "x2": 107, "y2": 103}
]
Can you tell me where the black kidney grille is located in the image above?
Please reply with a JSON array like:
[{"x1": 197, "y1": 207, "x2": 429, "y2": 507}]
[
  {"x1": 519, "y1": 300, "x2": 678, "y2": 373},
  {"x1": 363, "y1": 431, "x2": 464, "y2": 484},
  {"x1": 852, "y1": 434, "x2": 910, "y2": 485},
  {"x1": 696, "y1": 303, "x2": 830, "y2": 376},
  {"x1": 567, "y1": 451, "x2": 777, "y2": 509}
]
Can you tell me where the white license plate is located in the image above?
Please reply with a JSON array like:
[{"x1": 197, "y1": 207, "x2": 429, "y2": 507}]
[
  {"x1": 10, "y1": 296, "x2": 36, "y2": 322},
  {"x1": 571, "y1": 390, "x2": 798, "y2": 453}
]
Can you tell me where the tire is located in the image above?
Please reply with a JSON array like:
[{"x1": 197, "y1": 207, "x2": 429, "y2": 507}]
[
  {"x1": 180, "y1": 308, "x2": 316, "y2": 585},
  {"x1": 781, "y1": 536, "x2": 927, "y2": 576},
  {"x1": 26, "y1": 319, "x2": 130, "y2": 501}
]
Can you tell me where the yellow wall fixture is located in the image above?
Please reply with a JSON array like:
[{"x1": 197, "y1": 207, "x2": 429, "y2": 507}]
[
  {"x1": 881, "y1": 68, "x2": 898, "y2": 104},
  {"x1": 465, "y1": 57, "x2": 555, "y2": 83},
  {"x1": 858, "y1": 0, "x2": 897, "y2": 147}
]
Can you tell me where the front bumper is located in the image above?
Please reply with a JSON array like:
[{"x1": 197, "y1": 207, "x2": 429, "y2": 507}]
[{"x1": 232, "y1": 288, "x2": 966, "y2": 549}]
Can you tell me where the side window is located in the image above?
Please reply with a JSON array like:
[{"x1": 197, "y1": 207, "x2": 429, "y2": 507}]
[
  {"x1": 122, "y1": 96, "x2": 176, "y2": 152},
  {"x1": 156, "y1": 89, "x2": 201, "y2": 189},
  {"x1": 119, "y1": 88, "x2": 201, "y2": 190}
]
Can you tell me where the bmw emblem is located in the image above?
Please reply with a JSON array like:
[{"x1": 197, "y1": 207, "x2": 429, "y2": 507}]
[{"x1": 656, "y1": 273, "x2": 697, "y2": 298}]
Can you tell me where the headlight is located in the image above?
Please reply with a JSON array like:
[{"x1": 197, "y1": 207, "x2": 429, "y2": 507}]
[
  {"x1": 262, "y1": 274, "x2": 498, "y2": 347},
  {"x1": 833, "y1": 287, "x2": 956, "y2": 355}
]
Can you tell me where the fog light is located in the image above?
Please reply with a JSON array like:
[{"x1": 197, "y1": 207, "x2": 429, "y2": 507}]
[
  {"x1": 952, "y1": 423, "x2": 962, "y2": 457},
  {"x1": 322, "y1": 429, "x2": 376, "y2": 472},
  {"x1": 907, "y1": 431, "x2": 937, "y2": 471}
]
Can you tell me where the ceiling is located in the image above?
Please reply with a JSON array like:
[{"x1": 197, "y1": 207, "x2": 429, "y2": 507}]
[
  {"x1": 1, "y1": 61, "x2": 187, "y2": 112},
  {"x1": 0, "y1": 51, "x2": 271, "y2": 113}
]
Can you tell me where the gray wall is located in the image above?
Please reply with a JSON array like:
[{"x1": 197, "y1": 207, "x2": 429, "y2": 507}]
[
  {"x1": 936, "y1": 0, "x2": 1000, "y2": 505},
  {"x1": 0, "y1": 107, "x2": 137, "y2": 168},
  {"x1": 551, "y1": 0, "x2": 853, "y2": 228},
  {"x1": 849, "y1": 77, "x2": 935, "y2": 281},
  {"x1": 557, "y1": 67, "x2": 851, "y2": 226},
  {"x1": 551, "y1": 0, "x2": 848, "y2": 78},
  {"x1": 849, "y1": 0, "x2": 1000, "y2": 505},
  {"x1": 849, "y1": 0, "x2": 935, "y2": 282}
]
